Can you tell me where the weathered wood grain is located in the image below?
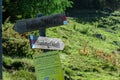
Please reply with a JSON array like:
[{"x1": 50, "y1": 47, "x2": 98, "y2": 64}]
[{"x1": 14, "y1": 13, "x2": 67, "y2": 33}]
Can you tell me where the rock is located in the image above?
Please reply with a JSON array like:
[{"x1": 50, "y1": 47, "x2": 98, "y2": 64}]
[
  {"x1": 94, "y1": 34, "x2": 106, "y2": 40},
  {"x1": 117, "y1": 48, "x2": 120, "y2": 51},
  {"x1": 113, "y1": 41, "x2": 119, "y2": 45}
]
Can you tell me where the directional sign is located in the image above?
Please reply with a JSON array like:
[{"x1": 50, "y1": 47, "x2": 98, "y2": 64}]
[
  {"x1": 29, "y1": 35, "x2": 64, "y2": 50},
  {"x1": 34, "y1": 52, "x2": 64, "y2": 80},
  {"x1": 14, "y1": 13, "x2": 67, "y2": 33}
]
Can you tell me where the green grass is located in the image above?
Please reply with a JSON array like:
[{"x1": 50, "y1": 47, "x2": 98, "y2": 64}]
[{"x1": 2, "y1": 11, "x2": 120, "y2": 80}]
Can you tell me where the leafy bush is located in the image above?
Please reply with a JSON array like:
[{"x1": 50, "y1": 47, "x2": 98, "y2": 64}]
[
  {"x1": 2, "y1": 17, "x2": 120, "y2": 80},
  {"x1": 2, "y1": 22, "x2": 42, "y2": 58},
  {"x1": 98, "y1": 11, "x2": 120, "y2": 29},
  {"x1": 12, "y1": 70, "x2": 36, "y2": 80},
  {"x1": 3, "y1": 0, "x2": 73, "y2": 21}
]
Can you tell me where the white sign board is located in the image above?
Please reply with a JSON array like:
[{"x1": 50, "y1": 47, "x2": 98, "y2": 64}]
[{"x1": 30, "y1": 35, "x2": 64, "y2": 50}]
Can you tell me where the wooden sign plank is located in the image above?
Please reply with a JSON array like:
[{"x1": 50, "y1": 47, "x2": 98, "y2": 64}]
[
  {"x1": 14, "y1": 13, "x2": 67, "y2": 33},
  {"x1": 33, "y1": 52, "x2": 64, "y2": 80},
  {"x1": 29, "y1": 35, "x2": 64, "y2": 50}
]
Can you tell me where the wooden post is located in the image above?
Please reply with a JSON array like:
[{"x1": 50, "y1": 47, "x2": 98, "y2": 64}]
[
  {"x1": 0, "y1": 0, "x2": 2, "y2": 80},
  {"x1": 38, "y1": 14, "x2": 47, "y2": 52},
  {"x1": 14, "y1": 13, "x2": 67, "y2": 33},
  {"x1": 37, "y1": 14, "x2": 46, "y2": 37},
  {"x1": 40, "y1": 28, "x2": 46, "y2": 37}
]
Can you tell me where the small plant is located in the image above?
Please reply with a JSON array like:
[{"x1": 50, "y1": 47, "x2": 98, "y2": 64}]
[
  {"x1": 79, "y1": 42, "x2": 89, "y2": 56},
  {"x1": 12, "y1": 70, "x2": 36, "y2": 80},
  {"x1": 80, "y1": 26, "x2": 91, "y2": 34},
  {"x1": 94, "y1": 49, "x2": 120, "y2": 68},
  {"x1": 95, "y1": 49, "x2": 104, "y2": 58}
]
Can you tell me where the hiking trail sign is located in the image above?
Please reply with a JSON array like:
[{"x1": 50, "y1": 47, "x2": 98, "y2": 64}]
[
  {"x1": 13, "y1": 13, "x2": 67, "y2": 80},
  {"x1": 29, "y1": 35, "x2": 64, "y2": 50},
  {"x1": 14, "y1": 13, "x2": 67, "y2": 33}
]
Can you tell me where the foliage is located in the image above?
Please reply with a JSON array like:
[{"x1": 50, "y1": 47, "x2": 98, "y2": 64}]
[
  {"x1": 2, "y1": 11, "x2": 120, "y2": 80},
  {"x1": 3, "y1": 0, "x2": 120, "y2": 22},
  {"x1": 98, "y1": 11, "x2": 120, "y2": 30},
  {"x1": 12, "y1": 70, "x2": 36, "y2": 80},
  {"x1": 3, "y1": 0, "x2": 73, "y2": 22},
  {"x1": 70, "y1": 0, "x2": 120, "y2": 10},
  {"x1": 2, "y1": 21, "x2": 42, "y2": 58},
  {"x1": 3, "y1": 70, "x2": 36, "y2": 80},
  {"x1": 38, "y1": 0, "x2": 73, "y2": 15}
]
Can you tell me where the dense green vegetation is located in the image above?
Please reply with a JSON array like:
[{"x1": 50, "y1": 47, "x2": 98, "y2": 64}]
[
  {"x1": 2, "y1": 0, "x2": 120, "y2": 80},
  {"x1": 3, "y1": 0, "x2": 73, "y2": 22},
  {"x1": 2, "y1": 10, "x2": 120, "y2": 80},
  {"x1": 71, "y1": 0, "x2": 120, "y2": 10},
  {"x1": 3, "y1": 0, "x2": 120, "y2": 22}
]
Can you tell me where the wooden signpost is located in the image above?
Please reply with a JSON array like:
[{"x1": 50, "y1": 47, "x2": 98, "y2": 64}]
[
  {"x1": 14, "y1": 13, "x2": 68, "y2": 80},
  {"x1": 14, "y1": 13, "x2": 67, "y2": 33},
  {"x1": 0, "y1": 1, "x2": 2, "y2": 80}
]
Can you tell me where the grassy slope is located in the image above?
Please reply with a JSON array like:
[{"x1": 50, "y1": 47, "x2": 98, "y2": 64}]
[{"x1": 2, "y1": 11, "x2": 120, "y2": 80}]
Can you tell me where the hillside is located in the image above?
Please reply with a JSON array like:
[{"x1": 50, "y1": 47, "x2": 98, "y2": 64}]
[{"x1": 2, "y1": 11, "x2": 120, "y2": 80}]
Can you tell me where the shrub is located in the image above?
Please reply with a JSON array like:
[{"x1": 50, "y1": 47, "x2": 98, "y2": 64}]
[{"x1": 2, "y1": 22, "x2": 42, "y2": 58}]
